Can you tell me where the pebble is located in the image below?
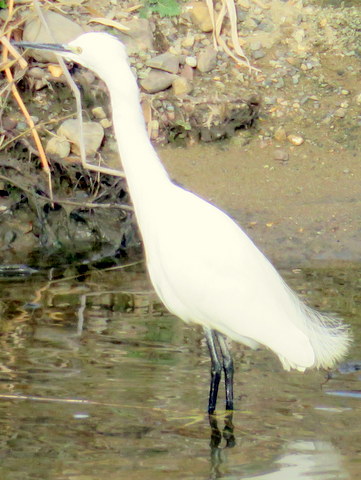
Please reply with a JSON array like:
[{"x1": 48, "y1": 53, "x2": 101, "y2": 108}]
[
  {"x1": 23, "y1": 11, "x2": 83, "y2": 63},
  {"x1": 146, "y1": 53, "x2": 180, "y2": 74},
  {"x1": 2, "y1": 116, "x2": 17, "y2": 130},
  {"x1": 57, "y1": 119, "x2": 104, "y2": 156},
  {"x1": 334, "y1": 108, "x2": 346, "y2": 118},
  {"x1": 181, "y1": 64, "x2": 194, "y2": 81},
  {"x1": 92, "y1": 107, "x2": 106, "y2": 119},
  {"x1": 186, "y1": 2, "x2": 213, "y2": 33},
  {"x1": 185, "y1": 56, "x2": 197, "y2": 68},
  {"x1": 287, "y1": 134, "x2": 304, "y2": 146},
  {"x1": 264, "y1": 96, "x2": 276, "y2": 105},
  {"x1": 274, "y1": 126, "x2": 287, "y2": 141},
  {"x1": 292, "y1": 29, "x2": 305, "y2": 44},
  {"x1": 250, "y1": 41, "x2": 262, "y2": 51},
  {"x1": 238, "y1": 0, "x2": 250, "y2": 10},
  {"x1": 253, "y1": 49, "x2": 266, "y2": 60},
  {"x1": 45, "y1": 135, "x2": 71, "y2": 159},
  {"x1": 182, "y1": 35, "x2": 195, "y2": 48},
  {"x1": 140, "y1": 70, "x2": 177, "y2": 94},
  {"x1": 197, "y1": 46, "x2": 218, "y2": 73},
  {"x1": 118, "y1": 18, "x2": 154, "y2": 53},
  {"x1": 274, "y1": 150, "x2": 289, "y2": 162},
  {"x1": 172, "y1": 77, "x2": 193, "y2": 96},
  {"x1": 100, "y1": 119, "x2": 112, "y2": 129}
]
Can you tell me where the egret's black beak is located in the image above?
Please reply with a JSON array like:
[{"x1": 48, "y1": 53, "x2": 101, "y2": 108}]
[{"x1": 12, "y1": 41, "x2": 72, "y2": 53}]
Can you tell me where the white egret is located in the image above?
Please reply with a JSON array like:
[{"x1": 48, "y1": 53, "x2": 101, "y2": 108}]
[{"x1": 15, "y1": 33, "x2": 351, "y2": 414}]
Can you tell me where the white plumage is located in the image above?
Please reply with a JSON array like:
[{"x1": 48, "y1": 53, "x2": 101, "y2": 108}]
[{"x1": 17, "y1": 32, "x2": 351, "y2": 409}]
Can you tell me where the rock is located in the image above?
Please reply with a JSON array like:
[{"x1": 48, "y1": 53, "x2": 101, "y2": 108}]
[
  {"x1": 238, "y1": 0, "x2": 250, "y2": 8},
  {"x1": 274, "y1": 126, "x2": 287, "y2": 141},
  {"x1": 140, "y1": 70, "x2": 177, "y2": 93},
  {"x1": 292, "y1": 29, "x2": 305, "y2": 44},
  {"x1": 2, "y1": 115, "x2": 17, "y2": 130},
  {"x1": 287, "y1": 134, "x2": 304, "y2": 146},
  {"x1": 250, "y1": 41, "x2": 262, "y2": 51},
  {"x1": 27, "y1": 67, "x2": 47, "y2": 80},
  {"x1": 45, "y1": 135, "x2": 71, "y2": 159},
  {"x1": 118, "y1": 18, "x2": 153, "y2": 53},
  {"x1": 274, "y1": 150, "x2": 289, "y2": 162},
  {"x1": 197, "y1": 46, "x2": 217, "y2": 73},
  {"x1": 172, "y1": 77, "x2": 193, "y2": 96},
  {"x1": 182, "y1": 35, "x2": 195, "y2": 48},
  {"x1": 181, "y1": 64, "x2": 194, "y2": 81},
  {"x1": 146, "y1": 53, "x2": 180, "y2": 74},
  {"x1": 92, "y1": 107, "x2": 106, "y2": 119},
  {"x1": 100, "y1": 118, "x2": 112, "y2": 129},
  {"x1": 334, "y1": 108, "x2": 346, "y2": 118},
  {"x1": 185, "y1": 56, "x2": 197, "y2": 68},
  {"x1": 57, "y1": 119, "x2": 104, "y2": 156},
  {"x1": 23, "y1": 11, "x2": 83, "y2": 62},
  {"x1": 253, "y1": 49, "x2": 266, "y2": 60},
  {"x1": 186, "y1": 2, "x2": 213, "y2": 32}
]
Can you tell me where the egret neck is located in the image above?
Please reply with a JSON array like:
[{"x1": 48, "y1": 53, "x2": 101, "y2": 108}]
[{"x1": 106, "y1": 72, "x2": 172, "y2": 226}]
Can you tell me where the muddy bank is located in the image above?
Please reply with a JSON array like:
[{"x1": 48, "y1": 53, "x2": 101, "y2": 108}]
[{"x1": 161, "y1": 140, "x2": 361, "y2": 266}]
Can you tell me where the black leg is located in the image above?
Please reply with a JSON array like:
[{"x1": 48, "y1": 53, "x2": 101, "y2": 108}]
[
  {"x1": 215, "y1": 332, "x2": 234, "y2": 412},
  {"x1": 204, "y1": 327, "x2": 222, "y2": 415}
]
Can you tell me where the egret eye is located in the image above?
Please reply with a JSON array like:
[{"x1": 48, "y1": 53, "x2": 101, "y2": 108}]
[{"x1": 71, "y1": 46, "x2": 82, "y2": 54}]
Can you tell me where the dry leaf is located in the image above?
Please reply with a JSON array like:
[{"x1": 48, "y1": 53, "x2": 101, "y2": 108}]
[{"x1": 88, "y1": 18, "x2": 130, "y2": 32}]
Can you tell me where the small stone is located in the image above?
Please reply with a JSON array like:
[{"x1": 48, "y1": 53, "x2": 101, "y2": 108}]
[
  {"x1": 118, "y1": 18, "x2": 153, "y2": 53},
  {"x1": 28, "y1": 67, "x2": 47, "y2": 80},
  {"x1": 92, "y1": 107, "x2": 106, "y2": 119},
  {"x1": 100, "y1": 118, "x2": 112, "y2": 129},
  {"x1": 197, "y1": 46, "x2": 217, "y2": 73},
  {"x1": 186, "y1": 2, "x2": 213, "y2": 32},
  {"x1": 250, "y1": 41, "x2": 262, "y2": 51},
  {"x1": 181, "y1": 64, "x2": 194, "y2": 81},
  {"x1": 292, "y1": 29, "x2": 305, "y2": 44},
  {"x1": 334, "y1": 108, "x2": 346, "y2": 118},
  {"x1": 182, "y1": 35, "x2": 195, "y2": 48},
  {"x1": 287, "y1": 134, "x2": 304, "y2": 146},
  {"x1": 185, "y1": 56, "x2": 197, "y2": 67},
  {"x1": 172, "y1": 77, "x2": 193, "y2": 96},
  {"x1": 274, "y1": 126, "x2": 287, "y2": 141},
  {"x1": 238, "y1": 0, "x2": 250, "y2": 8},
  {"x1": 252, "y1": 49, "x2": 266, "y2": 60},
  {"x1": 2, "y1": 115, "x2": 17, "y2": 130},
  {"x1": 45, "y1": 135, "x2": 71, "y2": 159},
  {"x1": 58, "y1": 119, "x2": 104, "y2": 156},
  {"x1": 264, "y1": 96, "x2": 276, "y2": 105},
  {"x1": 274, "y1": 150, "x2": 289, "y2": 162},
  {"x1": 140, "y1": 70, "x2": 177, "y2": 93},
  {"x1": 146, "y1": 53, "x2": 180, "y2": 74}
]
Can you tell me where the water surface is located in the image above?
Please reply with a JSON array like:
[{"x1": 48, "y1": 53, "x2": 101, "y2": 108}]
[{"x1": 0, "y1": 263, "x2": 360, "y2": 480}]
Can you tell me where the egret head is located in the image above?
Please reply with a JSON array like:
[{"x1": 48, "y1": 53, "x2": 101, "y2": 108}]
[{"x1": 14, "y1": 32, "x2": 130, "y2": 80}]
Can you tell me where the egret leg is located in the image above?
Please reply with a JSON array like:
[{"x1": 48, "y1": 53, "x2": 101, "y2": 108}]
[
  {"x1": 215, "y1": 332, "x2": 234, "y2": 412},
  {"x1": 204, "y1": 327, "x2": 222, "y2": 415}
]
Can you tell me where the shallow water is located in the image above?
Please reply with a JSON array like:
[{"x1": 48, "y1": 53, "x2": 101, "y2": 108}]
[{"x1": 0, "y1": 263, "x2": 360, "y2": 480}]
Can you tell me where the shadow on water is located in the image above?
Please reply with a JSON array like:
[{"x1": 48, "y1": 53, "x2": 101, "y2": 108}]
[{"x1": 0, "y1": 263, "x2": 360, "y2": 480}]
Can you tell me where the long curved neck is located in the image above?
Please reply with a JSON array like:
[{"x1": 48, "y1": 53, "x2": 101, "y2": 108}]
[{"x1": 106, "y1": 72, "x2": 172, "y2": 227}]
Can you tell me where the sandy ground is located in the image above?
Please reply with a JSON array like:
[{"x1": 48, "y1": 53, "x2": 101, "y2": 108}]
[{"x1": 160, "y1": 118, "x2": 361, "y2": 266}]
